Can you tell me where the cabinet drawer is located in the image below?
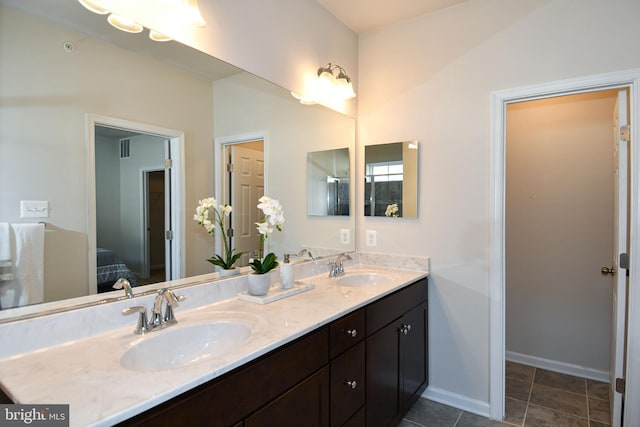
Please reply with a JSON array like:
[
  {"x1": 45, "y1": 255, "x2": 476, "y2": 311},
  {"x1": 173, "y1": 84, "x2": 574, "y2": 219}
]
[
  {"x1": 330, "y1": 341, "x2": 365, "y2": 427},
  {"x1": 330, "y1": 309, "x2": 364, "y2": 358},
  {"x1": 366, "y1": 279, "x2": 427, "y2": 335}
]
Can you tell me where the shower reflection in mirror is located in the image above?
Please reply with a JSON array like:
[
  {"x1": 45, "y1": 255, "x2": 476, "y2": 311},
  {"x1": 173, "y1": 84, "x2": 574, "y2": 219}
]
[
  {"x1": 307, "y1": 148, "x2": 350, "y2": 216},
  {"x1": 364, "y1": 141, "x2": 419, "y2": 218}
]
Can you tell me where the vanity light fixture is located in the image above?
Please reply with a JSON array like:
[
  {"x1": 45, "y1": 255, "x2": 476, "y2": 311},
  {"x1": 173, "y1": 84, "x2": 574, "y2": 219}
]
[
  {"x1": 78, "y1": 0, "x2": 206, "y2": 42},
  {"x1": 317, "y1": 63, "x2": 356, "y2": 100}
]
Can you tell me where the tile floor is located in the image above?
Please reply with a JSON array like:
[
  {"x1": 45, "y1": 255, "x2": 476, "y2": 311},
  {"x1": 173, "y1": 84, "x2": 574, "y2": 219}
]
[{"x1": 399, "y1": 361, "x2": 612, "y2": 427}]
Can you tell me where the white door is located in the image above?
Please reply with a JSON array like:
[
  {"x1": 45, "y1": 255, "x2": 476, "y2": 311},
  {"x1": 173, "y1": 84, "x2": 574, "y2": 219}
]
[
  {"x1": 610, "y1": 89, "x2": 629, "y2": 427},
  {"x1": 228, "y1": 143, "x2": 264, "y2": 266}
]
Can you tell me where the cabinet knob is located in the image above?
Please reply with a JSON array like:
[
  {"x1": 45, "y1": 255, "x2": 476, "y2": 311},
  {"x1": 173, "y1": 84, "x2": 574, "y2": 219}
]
[
  {"x1": 345, "y1": 380, "x2": 357, "y2": 389},
  {"x1": 344, "y1": 329, "x2": 357, "y2": 338},
  {"x1": 400, "y1": 324, "x2": 412, "y2": 335}
]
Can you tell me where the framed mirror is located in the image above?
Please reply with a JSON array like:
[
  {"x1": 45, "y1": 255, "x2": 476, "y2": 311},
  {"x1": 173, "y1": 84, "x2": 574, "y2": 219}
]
[
  {"x1": 307, "y1": 148, "x2": 350, "y2": 216},
  {"x1": 364, "y1": 141, "x2": 419, "y2": 218}
]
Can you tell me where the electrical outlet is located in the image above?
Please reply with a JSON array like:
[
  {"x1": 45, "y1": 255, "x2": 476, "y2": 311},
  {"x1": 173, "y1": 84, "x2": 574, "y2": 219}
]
[
  {"x1": 20, "y1": 200, "x2": 49, "y2": 218},
  {"x1": 340, "y1": 229, "x2": 350, "y2": 245},
  {"x1": 366, "y1": 230, "x2": 377, "y2": 247}
]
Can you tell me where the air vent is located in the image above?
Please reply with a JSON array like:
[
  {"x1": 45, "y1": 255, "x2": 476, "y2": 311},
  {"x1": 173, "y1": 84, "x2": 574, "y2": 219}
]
[{"x1": 120, "y1": 138, "x2": 131, "y2": 158}]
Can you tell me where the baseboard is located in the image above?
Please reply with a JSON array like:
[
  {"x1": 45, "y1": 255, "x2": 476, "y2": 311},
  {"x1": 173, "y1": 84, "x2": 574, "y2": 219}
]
[
  {"x1": 422, "y1": 386, "x2": 491, "y2": 418},
  {"x1": 506, "y1": 350, "x2": 609, "y2": 383}
]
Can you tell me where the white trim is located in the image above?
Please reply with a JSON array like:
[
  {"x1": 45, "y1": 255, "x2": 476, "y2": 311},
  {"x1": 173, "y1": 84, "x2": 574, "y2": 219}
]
[
  {"x1": 422, "y1": 386, "x2": 490, "y2": 418},
  {"x1": 85, "y1": 114, "x2": 185, "y2": 289},
  {"x1": 489, "y1": 68, "x2": 640, "y2": 426},
  {"x1": 506, "y1": 351, "x2": 609, "y2": 383}
]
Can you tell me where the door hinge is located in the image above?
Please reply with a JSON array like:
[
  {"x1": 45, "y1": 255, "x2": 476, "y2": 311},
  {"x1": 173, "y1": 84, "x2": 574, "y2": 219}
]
[
  {"x1": 616, "y1": 377, "x2": 625, "y2": 394},
  {"x1": 620, "y1": 253, "x2": 629, "y2": 270},
  {"x1": 165, "y1": 230, "x2": 174, "y2": 240},
  {"x1": 226, "y1": 163, "x2": 234, "y2": 173},
  {"x1": 621, "y1": 125, "x2": 630, "y2": 142},
  {"x1": 227, "y1": 227, "x2": 234, "y2": 238},
  {"x1": 165, "y1": 159, "x2": 172, "y2": 169}
]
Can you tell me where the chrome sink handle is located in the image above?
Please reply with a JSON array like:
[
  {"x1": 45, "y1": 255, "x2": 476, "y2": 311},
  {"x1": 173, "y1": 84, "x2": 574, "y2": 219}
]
[{"x1": 122, "y1": 306, "x2": 149, "y2": 335}]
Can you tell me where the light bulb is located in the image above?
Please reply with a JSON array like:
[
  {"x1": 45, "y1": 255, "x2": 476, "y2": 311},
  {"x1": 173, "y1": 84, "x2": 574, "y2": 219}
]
[
  {"x1": 78, "y1": 0, "x2": 109, "y2": 15},
  {"x1": 107, "y1": 14, "x2": 143, "y2": 33}
]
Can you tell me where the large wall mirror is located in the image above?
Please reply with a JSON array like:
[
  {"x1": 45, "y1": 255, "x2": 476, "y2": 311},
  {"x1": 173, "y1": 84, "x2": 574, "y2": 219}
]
[
  {"x1": 0, "y1": 0, "x2": 355, "y2": 320},
  {"x1": 364, "y1": 141, "x2": 419, "y2": 218}
]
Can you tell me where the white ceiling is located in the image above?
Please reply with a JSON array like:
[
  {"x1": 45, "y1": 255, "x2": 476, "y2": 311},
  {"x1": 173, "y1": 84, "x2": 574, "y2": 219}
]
[{"x1": 316, "y1": 0, "x2": 468, "y2": 33}]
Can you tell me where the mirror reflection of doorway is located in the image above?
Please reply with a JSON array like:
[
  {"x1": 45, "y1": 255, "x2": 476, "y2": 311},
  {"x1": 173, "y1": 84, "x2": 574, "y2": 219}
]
[
  {"x1": 94, "y1": 125, "x2": 170, "y2": 291},
  {"x1": 223, "y1": 140, "x2": 264, "y2": 266}
]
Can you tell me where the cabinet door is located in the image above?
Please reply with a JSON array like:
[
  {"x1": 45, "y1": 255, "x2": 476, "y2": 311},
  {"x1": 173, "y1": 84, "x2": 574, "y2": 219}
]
[
  {"x1": 365, "y1": 318, "x2": 401, "y2": 427},
  {"x1": 331, "y1": 341, "x2": 365, "y2": 427},
  {"x1": 400, "y1": 301, "x2": 428, "y2": 413},
  {"x1": 245, "y1": 367, "x2": 330, "y2": 427}
]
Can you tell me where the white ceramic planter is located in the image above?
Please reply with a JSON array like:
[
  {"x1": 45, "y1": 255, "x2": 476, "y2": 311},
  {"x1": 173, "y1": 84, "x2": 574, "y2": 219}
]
[{"x1": 247, "y1": 272, "x2": 270, "y2": 296}]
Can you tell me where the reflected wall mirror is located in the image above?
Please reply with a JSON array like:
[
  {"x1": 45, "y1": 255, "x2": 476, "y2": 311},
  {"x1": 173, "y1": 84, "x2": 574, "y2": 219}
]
[
  {"x1": 364, "y1": 141, "x2": 419, "y2": 218},
  {"x1": 307, "y1": 148, "x2": 350, "y2": 216},
  {"x1": 0, "y1": 0, "x2": 355, "y2": 320}
]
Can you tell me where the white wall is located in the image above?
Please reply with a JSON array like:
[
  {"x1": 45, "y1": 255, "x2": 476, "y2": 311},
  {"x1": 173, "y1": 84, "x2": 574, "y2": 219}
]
[
  {"x1": 506, "y1": 91, "x2": 617, "y2": 374},
  {"x1": 358, "y1": 0, "x2": 640, "y2": 410},
  {"x1": 213, "y1": 73, "x2": 356, "y2": 259},
  {"x1": 98, "y1": 0, "x2": 359, "y2": 117},
  {"x1": 95, "y1": 135, "x2": 122, "y2": 254}
]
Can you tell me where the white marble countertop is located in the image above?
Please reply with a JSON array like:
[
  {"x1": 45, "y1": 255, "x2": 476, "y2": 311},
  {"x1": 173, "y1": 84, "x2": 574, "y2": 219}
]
[{"x1": 0, "y1": 258, "x2": 428, "y2": 427}]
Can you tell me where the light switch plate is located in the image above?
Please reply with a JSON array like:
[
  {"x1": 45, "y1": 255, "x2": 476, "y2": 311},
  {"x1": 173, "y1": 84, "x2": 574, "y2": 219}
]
[
  {"x1": 20, "y1": 200, "x2": 49, "y2": 218},
  {"x1": 340, "y1": 229, "x2": 350, "y2": 245},
  {"x1": 366, "y1": 230, "x2": 377, "y2": 247}
]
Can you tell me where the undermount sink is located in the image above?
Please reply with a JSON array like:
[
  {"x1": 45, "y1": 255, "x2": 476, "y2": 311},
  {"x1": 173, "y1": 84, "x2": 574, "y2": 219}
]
[
  {"x1": 120, "y1": 315, "x2": 261, "y2": 372},
  {"x1": 335, "y1": 272, "x2": 393, "y2": 287}
]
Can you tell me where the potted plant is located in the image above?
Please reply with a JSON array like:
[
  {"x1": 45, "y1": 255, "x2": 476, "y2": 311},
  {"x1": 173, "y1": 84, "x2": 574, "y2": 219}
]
[
  {"x1": 194, "y1": 197, "x2": 243, "y2": 275},
  {"x1": 247, "y1": 196, "x2": 285, "y2": 295}
]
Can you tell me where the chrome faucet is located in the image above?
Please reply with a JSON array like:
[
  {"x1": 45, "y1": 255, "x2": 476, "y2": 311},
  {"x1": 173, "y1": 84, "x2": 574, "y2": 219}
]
[
  {"x1": 295, "y1": 248, "x2": 314, "y2": 260},
  {"x1": 328, "y1": 253, "x2": 352, "y2": 278},
  {"x1": 122, "y1": 288, "x2": 186, "y2": 335},
  {"x1": 112, "y1": 278, "x2": 133, "y2": 298},
  {"x1": 151, "y1": 288, "x2": 185, "y2": 328}
]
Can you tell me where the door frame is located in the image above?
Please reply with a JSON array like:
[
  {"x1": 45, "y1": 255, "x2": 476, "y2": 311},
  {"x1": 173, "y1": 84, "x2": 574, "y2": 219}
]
[
  {"x1": 489, "y1": 68, "x2": 640, "y2": 425},
  {"x1": 214, "y1": 131, "x2": 268, "y2": 257},
  {"x1": 86, "y1": 114, "x2": 185, "y2": 293}
]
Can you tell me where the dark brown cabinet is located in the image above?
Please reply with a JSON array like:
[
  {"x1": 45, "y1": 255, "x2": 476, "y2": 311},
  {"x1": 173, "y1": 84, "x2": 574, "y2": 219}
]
[
  {"x1": 365, "y1": 279, "x2": 428, "y2": 427},
  {"x1": 119, "y1": 278, "x2": 428, "y2": 427}
]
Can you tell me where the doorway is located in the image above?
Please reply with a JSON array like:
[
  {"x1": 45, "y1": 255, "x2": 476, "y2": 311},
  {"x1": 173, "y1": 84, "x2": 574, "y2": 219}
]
[
  {"x1": 504, "y1": 89, "x2": 626, "y2": 425},
  {"x1": 489, "y1": 69, "x2": 640, "y2": 427},
  {"x1": 87, "y1": 114, "x2": 185, "y2": 294}
]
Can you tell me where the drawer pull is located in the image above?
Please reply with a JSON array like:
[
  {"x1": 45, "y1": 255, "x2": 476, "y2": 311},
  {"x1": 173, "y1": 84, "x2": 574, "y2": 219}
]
[
  {"x1": 345, "y1": 380, "x2": 358, "y2": 389},
  {"x1": 344, "y1": 329, "x2": 357, "y2": 338},
  {"x1": 400, "y1": 324, "x2": 412, "y2": 335}
]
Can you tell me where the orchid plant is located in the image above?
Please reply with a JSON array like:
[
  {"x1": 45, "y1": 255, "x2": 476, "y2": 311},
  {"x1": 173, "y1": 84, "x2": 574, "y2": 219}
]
[
  {"x1": 194, "y1": 197, "x2": 243, "y2": 270},
  {"x1": 385, "y1": 203, "x2": 399, "y2": 218},
  {"x1": 250, "y1": 196, "x2": 285, "y2": 274}
]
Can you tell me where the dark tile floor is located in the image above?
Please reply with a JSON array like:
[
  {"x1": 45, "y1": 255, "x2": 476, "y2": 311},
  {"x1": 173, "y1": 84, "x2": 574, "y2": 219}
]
[{"x1": 398, "y1": 361, "x2": 611, "y2": 427}]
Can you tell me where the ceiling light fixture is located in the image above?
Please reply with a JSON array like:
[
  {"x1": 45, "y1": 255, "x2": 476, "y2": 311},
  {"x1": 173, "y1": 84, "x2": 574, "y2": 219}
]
[{"x1": 77, "y1": 0, "x2": 206, "y2": 42}]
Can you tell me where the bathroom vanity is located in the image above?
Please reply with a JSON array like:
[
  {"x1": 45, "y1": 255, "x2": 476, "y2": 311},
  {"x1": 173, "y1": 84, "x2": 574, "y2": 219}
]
[
  {"x1": 120, "y1": 278, "x2": 428, "y2": 427},
  {"x1": 0, "y1": 256, "x2": 429, "y2": 427}
]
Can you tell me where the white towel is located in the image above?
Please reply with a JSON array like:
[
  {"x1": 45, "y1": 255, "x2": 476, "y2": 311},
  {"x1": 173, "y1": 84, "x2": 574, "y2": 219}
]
[
  {"x1": 0, "y1": 223, "x2": 45, "y2": 309},
  {"x1": 0, "y1": 223, "x2": 13, "y2": 281}
]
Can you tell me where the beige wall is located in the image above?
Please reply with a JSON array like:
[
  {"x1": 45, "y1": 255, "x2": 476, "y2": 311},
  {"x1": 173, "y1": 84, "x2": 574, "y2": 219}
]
[
  {"x1": 358, "y1": 0, "x2": 640, "y2": 408},
  {"x1": 506, "y1": 90, "x2": 618, "y2": 374}
]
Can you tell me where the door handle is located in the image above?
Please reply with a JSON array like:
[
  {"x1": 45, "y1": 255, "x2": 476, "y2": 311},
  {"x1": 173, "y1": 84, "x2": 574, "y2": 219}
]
[{"x1": 601, "y1": 266, "x2": 616, "y2": 276}]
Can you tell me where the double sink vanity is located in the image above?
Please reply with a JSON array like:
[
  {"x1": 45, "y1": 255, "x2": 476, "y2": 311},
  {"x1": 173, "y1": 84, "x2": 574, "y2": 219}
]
[{"x1": 0, "y1": 253, "x2": 429, "y2": 426}]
